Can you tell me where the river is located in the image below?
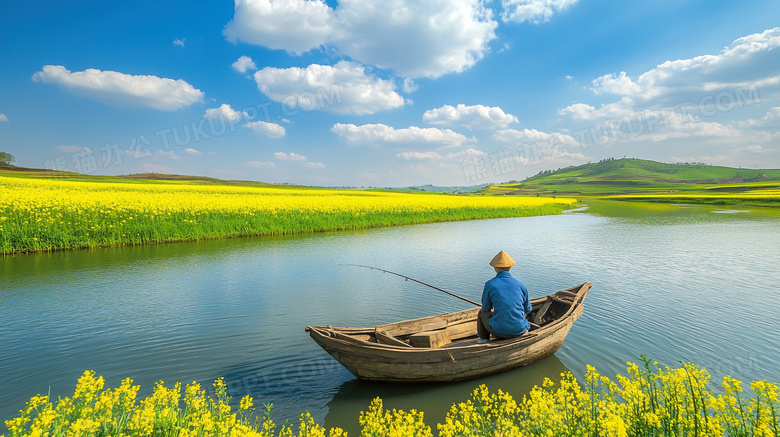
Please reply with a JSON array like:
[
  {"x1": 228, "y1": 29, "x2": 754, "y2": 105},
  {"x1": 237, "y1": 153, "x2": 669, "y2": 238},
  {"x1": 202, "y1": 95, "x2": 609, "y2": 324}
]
[{"x1": 1, "y1": 200, "x2": 779, "y2": 434}]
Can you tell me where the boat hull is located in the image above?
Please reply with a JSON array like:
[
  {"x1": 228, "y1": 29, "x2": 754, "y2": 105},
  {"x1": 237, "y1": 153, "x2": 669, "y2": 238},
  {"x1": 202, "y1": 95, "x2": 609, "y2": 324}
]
[{"x1": 307, "y1": 282, "x2": 590, "y2": 383}]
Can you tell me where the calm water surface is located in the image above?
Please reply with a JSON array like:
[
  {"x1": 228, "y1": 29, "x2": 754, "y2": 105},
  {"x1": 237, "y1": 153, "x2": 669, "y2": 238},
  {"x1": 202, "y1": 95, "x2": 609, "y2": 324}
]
[{"x1": 2, "y1": 201, "x2": 779, "y2": 434}]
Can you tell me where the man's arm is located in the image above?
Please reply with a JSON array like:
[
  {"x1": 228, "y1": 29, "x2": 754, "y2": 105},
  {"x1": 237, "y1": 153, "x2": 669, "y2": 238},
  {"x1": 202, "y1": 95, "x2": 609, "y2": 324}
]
[
  {"x1": 522, "y1": 284, "x2": 532, "y2": 315},
  {"x1": 481, "y1": 283, "x2": 492, "y2": 312}
]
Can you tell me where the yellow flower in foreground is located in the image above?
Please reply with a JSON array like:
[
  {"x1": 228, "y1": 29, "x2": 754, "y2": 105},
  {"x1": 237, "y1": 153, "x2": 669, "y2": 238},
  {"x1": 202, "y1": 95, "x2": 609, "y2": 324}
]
[{"x1": 4, "y1": 361, "x2": 777, "y2": 437}]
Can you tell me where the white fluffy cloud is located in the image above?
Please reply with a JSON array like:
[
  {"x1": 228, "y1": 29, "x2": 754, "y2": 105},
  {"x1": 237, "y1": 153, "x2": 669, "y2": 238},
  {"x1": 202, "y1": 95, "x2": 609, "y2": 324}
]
[
  {"x1": 223, "y1": 0, "x2": 333, "y2": 55},
  {"x1": 274, "y1": 152, "x2": 307, "y2": 161},
  {"x1": 738, "y1": 145, "x2": 774, "y2": 154},
  {"x1": 554, "y1": 28, "x2": 780, "y2": 161},
  {"x1": 402, "y1": 78, "x2": 419, "y2": 94},
  {"x1": 225, "y1": 0, "x2": 498, "y2": 78},
  {"x1": 589, "y1": 27, "x2": 780, "y2": 102},
  {"x1": 739, "y1": 107, "x2": 780, "y2": 128},
  {"x1": 184, "y1": 148, "x2": 202, "y2": 156},
  {"x1": 271, "y1": 152, "x2": 324, "y2": 168},
  {"x1": 204, "y1": 103, "x2": 247, "y2": 121},
  {"x1": 389, "y1": 147, "x2": 491, "y2": 187},
  {"x1": 245, "y1": 120, "x2": 286, "y2": 138},
  {"x1": 561, "y1": 104, "x2": 747, "y2": 146},
  {"x1": 0, "y1": 114, "x2": 7, "y2": 122},
  {"x1": 501, "y1": 0, "x2": 578, "y2": 23},
  {"x1": 173, "y1": 38, "x2": 186, "y2": 47},
  {"x1": 557, "y1": 99, "x2": 635, "y2": 121},
  {"x1": 32, "y1": 65, "x2": 204, "y2": 110},
  {"x1": 247, "y1": 161, "x2": 276, "y2": 168},
  {"x1": 232, "y1": 55, "x2": 258, "y2": 73},
  {"x1": 274, "y1": 152, "x2": 325, "y2": 169},
  {"x1": 447, "y1": 148, "x2": 488, "y2": 160},
  {"x1": 493, "y1": 128, "x2": 578, "y2": 146},
  {"x1": 254, "y1": 61, "x2": 404, "y2": 115},
  {"x1": 489, "y1": 129, "x2": 588, "y2": 169},
  {"x1": 331, "y1": 123, "x2": 471, "y2": 148},
  {"x1": 396, "y1": 148, "x2": 486, "y2": 161},
  {"x1": 591, "y1": 72, "x2": 642, "y2": 96},
  {"x1": 397, "y1": 151, "x2": 443, "y2": 160},
  {"x1": 331, "y1": 0, "x2": 497, "y2": 78},
  {"x1": 423, "y1": 104, "x2": 518, "y2": 129}
]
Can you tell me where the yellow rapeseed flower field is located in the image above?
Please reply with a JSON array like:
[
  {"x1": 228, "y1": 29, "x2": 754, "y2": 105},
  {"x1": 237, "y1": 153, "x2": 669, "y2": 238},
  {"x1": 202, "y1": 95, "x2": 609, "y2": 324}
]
[
  {"x1": 4, "y1": 358, "x2": 778, "y2": 437},
  {"x1": 0, "y1": 176, "x2": 577, "y2": 254}
]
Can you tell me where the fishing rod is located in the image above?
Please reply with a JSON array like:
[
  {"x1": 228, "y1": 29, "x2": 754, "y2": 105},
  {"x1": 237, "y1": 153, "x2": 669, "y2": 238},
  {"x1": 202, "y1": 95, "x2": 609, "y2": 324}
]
[
  {"x1": 343, "y1": 264, "x2": 480, "y2": 307},
  {"x1": 344, "y1": 264, "x2": 543, "y2": 330}
]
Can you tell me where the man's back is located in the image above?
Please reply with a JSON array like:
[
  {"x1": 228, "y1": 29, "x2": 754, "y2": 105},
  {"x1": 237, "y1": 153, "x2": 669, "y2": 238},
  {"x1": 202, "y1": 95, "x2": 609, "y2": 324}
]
[{"x1": 482, "y1": 271, "x2": 531, "y2": 336}]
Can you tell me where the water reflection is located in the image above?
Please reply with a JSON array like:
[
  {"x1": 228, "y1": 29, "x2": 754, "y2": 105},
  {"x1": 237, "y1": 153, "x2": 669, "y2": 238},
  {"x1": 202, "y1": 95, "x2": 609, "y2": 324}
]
[
  {"x1": 219, "y1": 352, "x2": 353, "y2": 425},
  {"x1": 579, "y1": 199, "x2": 780, "y2": 223},
  {"x1": 323, "y1": 354, "x2": 571, "y2": 435}
]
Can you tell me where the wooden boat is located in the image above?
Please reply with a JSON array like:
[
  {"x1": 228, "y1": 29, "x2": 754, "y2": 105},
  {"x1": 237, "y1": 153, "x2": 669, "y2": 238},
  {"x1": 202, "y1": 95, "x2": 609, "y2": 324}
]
[{"x1": 306, "y1": 282, "x2": 591, "y2": 382}]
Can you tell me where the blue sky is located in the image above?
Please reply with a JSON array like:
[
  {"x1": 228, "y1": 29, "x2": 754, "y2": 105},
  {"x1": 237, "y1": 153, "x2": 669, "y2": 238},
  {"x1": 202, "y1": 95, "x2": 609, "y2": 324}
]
[{"x1": 1, "y1": 0, "x2": 779, "y2": 187}]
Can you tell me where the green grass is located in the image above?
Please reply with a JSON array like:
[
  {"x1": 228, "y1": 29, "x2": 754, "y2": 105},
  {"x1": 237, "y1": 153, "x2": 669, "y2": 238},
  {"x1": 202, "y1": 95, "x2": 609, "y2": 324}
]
[
  {"x1": 483, "y1": 158, "x2": 780, "y2": 207},
  {"x1": 1, "y1": 203, "x2": 573, "y2": 255}
]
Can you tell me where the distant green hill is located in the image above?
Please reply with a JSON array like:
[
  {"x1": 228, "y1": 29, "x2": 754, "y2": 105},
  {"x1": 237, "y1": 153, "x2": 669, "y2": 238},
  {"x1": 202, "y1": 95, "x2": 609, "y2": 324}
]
[
  {"x1": 0, "y1": 164, "x2": 304, "y2": 188},
  {"x1": 403, "y1": 183, "x2": 490, "y2": 194},
  {"x1": 482, "y1": 158, "x2": 780, "y2": 197}
]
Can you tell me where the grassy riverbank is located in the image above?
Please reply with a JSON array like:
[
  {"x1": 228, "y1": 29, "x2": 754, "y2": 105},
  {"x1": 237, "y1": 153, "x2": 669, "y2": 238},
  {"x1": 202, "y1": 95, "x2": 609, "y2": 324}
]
[
  {"x1": 0, "y1": 174, "x2": 576, "y2": 255},
  {"x1": 603, "y1": 180, "x2": 780, "y2": 206},
  {"x1": 4, "y1": 358, "x2": 777, "y2": 436},
  {"x1": 483, "y1": 158, "x2": 780, "y2": 207}
]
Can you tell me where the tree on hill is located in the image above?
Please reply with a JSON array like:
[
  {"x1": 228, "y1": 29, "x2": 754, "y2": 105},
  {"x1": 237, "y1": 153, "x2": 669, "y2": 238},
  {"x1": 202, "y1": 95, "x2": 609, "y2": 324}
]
[{"x1": 0, "y1": 151, "x2": 15, "y2": 165}]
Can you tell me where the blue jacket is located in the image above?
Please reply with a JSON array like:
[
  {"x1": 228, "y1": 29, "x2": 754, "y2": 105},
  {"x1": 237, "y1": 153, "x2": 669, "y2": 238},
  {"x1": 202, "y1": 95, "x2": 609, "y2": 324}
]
[{"x1": 481, "y1": 271, "x2": 531, "y2": 336}]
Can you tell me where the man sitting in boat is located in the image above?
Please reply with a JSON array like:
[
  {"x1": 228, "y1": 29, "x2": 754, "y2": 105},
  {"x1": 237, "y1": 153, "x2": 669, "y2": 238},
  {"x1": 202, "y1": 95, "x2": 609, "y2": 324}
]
[{"x1": 477, "y1": 251, "x2": 531, "y2": 344}]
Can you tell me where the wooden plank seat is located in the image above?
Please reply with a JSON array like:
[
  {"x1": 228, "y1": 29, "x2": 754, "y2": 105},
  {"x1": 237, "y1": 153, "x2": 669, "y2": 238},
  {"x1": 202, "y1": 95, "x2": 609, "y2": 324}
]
[{"x1": 410, "y1": 329, "x2": 452, "y2": 348}]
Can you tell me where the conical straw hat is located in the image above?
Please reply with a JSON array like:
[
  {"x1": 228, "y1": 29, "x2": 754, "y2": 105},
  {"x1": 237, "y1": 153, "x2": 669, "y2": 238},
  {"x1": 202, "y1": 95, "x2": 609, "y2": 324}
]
[{"x1": 489, "y1": 251, "x2": 516, "y2": 268}]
